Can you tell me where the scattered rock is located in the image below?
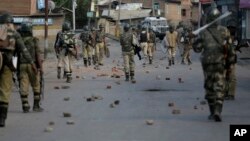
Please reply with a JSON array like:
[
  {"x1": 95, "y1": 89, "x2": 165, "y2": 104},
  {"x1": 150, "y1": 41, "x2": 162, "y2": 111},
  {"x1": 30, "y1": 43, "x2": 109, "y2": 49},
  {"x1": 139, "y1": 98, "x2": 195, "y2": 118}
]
[
  {"x1": 63, "y1": 97, "x2": 70, "y2": 101},
  {"x1": 61, "y1": 86, "x2": 70, "y2": 89},
  {"x1": 156, "y1": 75, "x2": 161, "y2": 80},
  {"x1": 115, "y1": 75, "x2": 120, "y2": 78},
  {"x1": 131, "y1": 80, "x2": 136, "y2": 84},
  {"x1": 146, "y1": 120, "x2": 154, "y2": 125},
  {"x1": 81, "y1": 76, "x2": 86, "y2": 79},
  {"x1": 97, "y1": 73, "x2": 109, "y2": 77},
  {"x1": 200, "y1": 100, "x2": 207, "y2": 105},
  {"x1": 165, "y1": 77, "x2": 170, "y2": 80},
  {"x1": 166, "y1": 67, "x2": 170, "y2": 69},
  {"x1": 63, "y1": 112, "x2": 71, "y2": 117},
  {"x1": 172, "y1": 109, "x2": 181, "y2": 115},
  {"x1": 48, "y1": 121, "x2": 55, "y2": 126},
  {"x1": 54, "y1": 86, "x2": 60, "y2": 89},
  {"x1": 44, "y1": 127, "x2": 53, "y2": 132},
  {"x1": 146, "y1": 70, "x2": 150, "y2": 73},
  {"x1": 92, "y1": 95, "x2": 103, "y2": 100},
  {"x1": 86, "y1": 98, "x2": 94, "y2": 102},
  {"x1": 66, "y1": 120, "x2": 75, "y2": 125},
  {"x1": 76, "y1": 75, "x2": 80, "y2": 79},
  {"x1": 178, "y1": 78, "x2": 184, "y2": 83},
  {"x1": 114, "y1": 100, "x2": 120, "y2": 105},
  {"x1": 106, "y1": 85, "x2": 112, "y2": 89},
  {"x1": 115, "y1": 81, "x2": 121, "y2": 85},
  {"x1": 196, "y1": 97, "x2": 200, "y2": 100},
  {"x1": 168, "y1": 102, "x2": 174, "y2": 107},
  {"x1": 110, "y1": 103, "x2": 115, "y2": 108},
  {"x1": 77, "y1": 65, "x2": 80, "y2": 69},
  {"x1": 92, "y1": 77, "x2": 96, "y2": 79},
  {"x1": 194, "y1": 105, "x2": 198, "y2": 110}
]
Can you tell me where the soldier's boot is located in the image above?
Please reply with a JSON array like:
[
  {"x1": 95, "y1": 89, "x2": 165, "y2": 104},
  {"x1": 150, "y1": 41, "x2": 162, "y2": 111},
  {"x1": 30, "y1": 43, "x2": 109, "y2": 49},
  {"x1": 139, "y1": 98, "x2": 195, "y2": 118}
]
[
  {"x1": 33, "y1": 93, "x2": 44, "y2": 112},
  {"x1": 208, "y1": 100, "x2": 215, "y2": 120},
  {"x1": 187, "y1": 58, "x2": 192, "y2": 65},
  {"x1": 172, "y1": 57, "x2": 175, "y2": 65},
  {"x1": 214, "y1": 104, "x2": 223, "y2": 122},
  {"x1": 181, "y1": 59, "x2": 185, "y2": 65},
  {"x1": 149, "y1": 57, "x2": 153, "y2": 64},
  {"x1": 0, "y1": 106, "x2": 7, "y2": 127},
  {"x1": 66, "y1": 73, "x2": 72, "y2": 83},
  {"x1": 88, "y1": 57, "x2": 92, "y2": 66},
  {"x1": 57, "y1": 67, "x2": 61, "y2": 79},
  {"x1": 83, "y1": 58, "x2": 88, "y2": 67},
  {"x1": 20, "y1": 95, "x2": 30, "y2": 113},
  {"x1": 125, "y1": 72, "x2": 129, "y2": 81},
  {"x1": 130, "y1": 71, "x2": 135, "y2": 81},
  {"x1": 63, "y1": 71, "x2": 67, "y2": 79},
  {"x1": 168, "y1": 60, "x2": 172, "y2": 66},
  {"x1": 92, "y1": 56, "x2": 96, "y2": 65}
]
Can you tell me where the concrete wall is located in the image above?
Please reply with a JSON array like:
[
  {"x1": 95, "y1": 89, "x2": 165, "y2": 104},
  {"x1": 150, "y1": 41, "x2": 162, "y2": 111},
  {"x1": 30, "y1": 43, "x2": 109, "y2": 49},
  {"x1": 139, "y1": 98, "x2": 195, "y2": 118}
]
[{"x1": 0, "y1": 0, "x2": 36, "y2": 15}]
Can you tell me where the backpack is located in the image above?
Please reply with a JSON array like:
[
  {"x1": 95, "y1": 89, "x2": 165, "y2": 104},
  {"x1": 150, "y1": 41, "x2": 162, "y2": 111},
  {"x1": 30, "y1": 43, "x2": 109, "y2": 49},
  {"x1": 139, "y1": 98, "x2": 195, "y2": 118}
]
[
  {"x1": 60, "y1": 32, "x2": 76, "y2": 48},
  {"x1": 80, "y1": 31, "x2": 90, "y2": 43}
]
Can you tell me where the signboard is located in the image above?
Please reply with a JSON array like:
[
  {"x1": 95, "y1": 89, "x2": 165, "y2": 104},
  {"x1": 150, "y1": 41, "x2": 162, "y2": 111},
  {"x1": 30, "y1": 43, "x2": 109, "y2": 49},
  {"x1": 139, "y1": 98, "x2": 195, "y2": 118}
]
[
  {"x1": 87, "y1": 12, "x2": 94, "y2": 18},
  {"x1": 32, "y1": 18, "x2": 53, "y2": 25},
  {"x1": 240, "y1": 0, "x2": 250, "y2": 8}
]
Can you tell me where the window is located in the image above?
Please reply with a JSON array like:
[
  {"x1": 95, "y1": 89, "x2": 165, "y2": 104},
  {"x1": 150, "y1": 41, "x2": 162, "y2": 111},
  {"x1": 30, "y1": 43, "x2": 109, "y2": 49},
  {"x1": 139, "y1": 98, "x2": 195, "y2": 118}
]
[
  {"x1": 182, "y1": 9, "x2": 186, "y2": 16},
  {"x1": 154, "y1": 2, "x2": 160, "y2": 10}
]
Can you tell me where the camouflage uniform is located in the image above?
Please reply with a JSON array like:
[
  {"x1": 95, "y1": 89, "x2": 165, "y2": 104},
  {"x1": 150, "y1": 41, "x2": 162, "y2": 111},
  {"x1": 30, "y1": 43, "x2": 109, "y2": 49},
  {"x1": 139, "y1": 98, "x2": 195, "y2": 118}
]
[
  {"x1": 181, "y1": 28, "x2": 193, "y2": 65},
  {"x1": 80, "y1": 26, "x2": 92, "y2": 67},
  {"x1": 0, "y1": 13, "x2": 34, "y2": 127},
  {"x1": 120, "y1": 24, "x2": 135, "y2": 81},
  {"x1": 55, "y1": 22, "x2": 77, "y2": 83},
  {"x1": 139, "y1": 27, "x2": 149, "y2": 65},
  {"x1": 95, "y1": 25, "x2": 105, "y2": 69},
  {"x1": 18, "y1": 23, "x2": 43, "y2": 113},
  {"x1": 147, "y1": 29, "x2": 156, "y2": 64},
  {"x1": 90, "y1": 27, "x2": 97, "y2": 65},
  {"x1": 166, "y1": 27, "x2": 178, "y2": 66},
  {"x1": 193, "y1": 6, "x2": 232, "y2": 122}
]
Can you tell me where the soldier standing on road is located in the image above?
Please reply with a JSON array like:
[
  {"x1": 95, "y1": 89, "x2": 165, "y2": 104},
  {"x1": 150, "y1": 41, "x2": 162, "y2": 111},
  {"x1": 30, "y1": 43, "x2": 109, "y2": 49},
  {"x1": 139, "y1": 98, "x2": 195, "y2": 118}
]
[
  {"x1": 17, "y1": 23, "x2": 44, "y2": 113},
  {"x1": 148, "y1": 28, "x2": 156, "y2": 64},
  {"x1": 94, "y1": 24, "x2": 106, "y2": 70},
  {"x1": 80, "y1": 25, "x2": 92, "y2": 67},
  {"x1": 120, "y1": 24, "x2": 135, "y2": 82},
  {"x1": 181, "y1": 27, "x2": 193, "y2": 65},
  {"x1": 193, "y1": 4, "x2": 233, "y2": 122},
  {"x1": 166, "y1": 25, "x2": 178, "y2": 66},
  {"x1": 224, "y1": 21, "x2": 238, "y2": 100},
  {"x1": 55, "y1": 22, "x2": 77, "y2": 83},
  {"x1": 139, "y1": 26, "x2": 149, "y2": 65},
  {"x1": 0, "y1": 12, "x2": 35, "y2": 127},
  {"x1": 90, "y1": 27, "x2": 97, "y2": 65}
]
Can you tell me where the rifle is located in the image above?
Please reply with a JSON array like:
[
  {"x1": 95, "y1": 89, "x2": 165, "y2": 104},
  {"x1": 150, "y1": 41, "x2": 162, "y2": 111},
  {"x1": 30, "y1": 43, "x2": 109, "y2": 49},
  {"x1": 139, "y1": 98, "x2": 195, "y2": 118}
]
[
  {"x1": 40, "y1": 71, "x2": 44, "y2": 100},
  {"x1": 235, "y1": 41, "x2": 250, "y2": 53}
]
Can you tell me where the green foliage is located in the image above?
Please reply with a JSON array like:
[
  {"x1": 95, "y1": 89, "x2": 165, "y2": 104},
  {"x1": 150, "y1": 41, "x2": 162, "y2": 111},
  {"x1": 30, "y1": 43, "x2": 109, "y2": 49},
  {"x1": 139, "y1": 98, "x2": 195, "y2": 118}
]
[{"x1": 53, "y1": 0, "x2": 91, "y2": 29}]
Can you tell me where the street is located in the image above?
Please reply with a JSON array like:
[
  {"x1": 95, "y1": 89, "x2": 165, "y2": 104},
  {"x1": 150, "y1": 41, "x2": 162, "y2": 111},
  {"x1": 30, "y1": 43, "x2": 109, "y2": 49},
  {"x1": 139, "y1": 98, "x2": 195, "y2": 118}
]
[{"x1": 0, "y1": 38, "x2": 250, "y2": 141}]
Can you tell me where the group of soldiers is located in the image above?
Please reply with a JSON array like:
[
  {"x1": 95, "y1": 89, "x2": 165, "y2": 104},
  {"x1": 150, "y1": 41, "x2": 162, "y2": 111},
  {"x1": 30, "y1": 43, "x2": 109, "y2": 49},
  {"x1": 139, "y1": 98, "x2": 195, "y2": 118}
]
[{"x1": 0, "y1": 12, "x2": 44, "y2": 127}]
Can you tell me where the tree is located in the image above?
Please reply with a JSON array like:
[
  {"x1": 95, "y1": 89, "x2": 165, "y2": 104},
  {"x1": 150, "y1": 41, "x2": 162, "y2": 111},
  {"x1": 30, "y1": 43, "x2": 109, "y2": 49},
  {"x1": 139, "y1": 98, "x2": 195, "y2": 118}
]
[{"x1": 53, "y1": 0, "x2": 91, "y2": 29}]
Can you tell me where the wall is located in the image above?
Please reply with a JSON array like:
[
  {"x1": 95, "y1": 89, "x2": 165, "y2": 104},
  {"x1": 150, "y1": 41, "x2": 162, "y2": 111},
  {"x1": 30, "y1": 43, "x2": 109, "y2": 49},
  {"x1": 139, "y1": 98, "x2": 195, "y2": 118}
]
[
  {"x1": 165, "y1": 2, "x2": 181, "y2": 24},
  {"x1": 0, "y1": 0, "x2": 36, "y2": 15}
]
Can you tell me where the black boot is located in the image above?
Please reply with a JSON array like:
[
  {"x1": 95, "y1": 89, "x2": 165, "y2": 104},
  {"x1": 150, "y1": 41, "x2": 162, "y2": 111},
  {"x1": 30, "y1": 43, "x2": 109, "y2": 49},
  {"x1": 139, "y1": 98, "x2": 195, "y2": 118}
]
[
  {"x1": 57, "y1": 67, "x2": 61, "y2": 79},
  {"x1": 83, "y1": 58, "x2": 88, "y2": 67},
  {"x1": 168, "y1": 60, "x2": 172, "y2": 66},
  {"x1": 208, "y1": 104, "x2": 215, "y2": 120},
  {"x1": 20, "y1": 95, "x2": 30, "y2": 113},
  {"x1": 172, "y1": 57, "x2": 175, "y2": 65},
  {"x1": 125, "y1": 72, "x2": 129, "y2": 81},
  {"x1": 92, "y1": 56, "x2": 96, "y2": 65},
  {"x1": 88, "y1": 57, "x2": 92, "y2": 66},
  {"x1": 66, "y1": 72, "x2": 72, "y2": 83},
  {"x1": 33, "y1": 93, "x2": 43, "y2": 112},
  {"x1": 214, "y1": 104, "x2": 223, "y2": 122},
  {"x1": 187, "y1": 58, "x2": 192, "y2": 65},
  {"x1": 149, "y1": 57, "x2": 152, "y2": 64},
  {"x1": 63, "y1": 71, "x2": 67, "y2": 79},
  {"x1": 0, "y1": 107, "x2": 7, "y2": 127},
  {"x1": 181, "y1": 59, "x2": 185, "y2": 65}
]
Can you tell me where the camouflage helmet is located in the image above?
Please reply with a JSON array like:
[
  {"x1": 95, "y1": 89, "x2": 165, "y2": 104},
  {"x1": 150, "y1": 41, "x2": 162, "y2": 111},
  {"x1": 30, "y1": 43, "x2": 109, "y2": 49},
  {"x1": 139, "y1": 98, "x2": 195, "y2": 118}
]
[
  {"x1": 91, "y1": 27, "x2": 96, "y2": 31},
  {"x1": 123, "y1": 23, "x2": 130, "y2": 32},
  {"x1": 19, "y1": 22, "x2": 33, "y2": 35},
  {"x1": 206, "y1": 3, "x2": 221, "y2": 23},
  {"x1": 62, "y1": 21, "x2": 71, "y2": 32},
  {"x1": 0, "y1": 12, "x2": 14, "y2": 24}
]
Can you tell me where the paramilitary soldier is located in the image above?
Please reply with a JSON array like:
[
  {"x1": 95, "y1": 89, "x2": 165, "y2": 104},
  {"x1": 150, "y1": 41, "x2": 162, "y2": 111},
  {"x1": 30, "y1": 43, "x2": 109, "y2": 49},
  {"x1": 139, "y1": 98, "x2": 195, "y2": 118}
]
[
  {"x1": 147, "y1": 27, "x2": 156, "y2": 64},
  {"x1": 139, "y1": 26, "x2": 149, "y2": 65},
  {"x1": 94, "y1": 24, "x2": 106, "y2": 70},
  {"x1": 18, "y1": 23, "x2": 44, "y2": 113},
  {"x1": 193, "y1": 4, "x2": 234, "y2": 122},
  {"x1": 166, "y1": 25, "x2": 178, "y2": 66},
  {"x1": 120, "y1": 24, "x2": 135, "y2": 82},
  {"x1": 80, "y1": 25, "x2": 92, "y2": 67},
  {"x1": 0, "y1": 12, "x2": 35, "y2": 127},
  {"x1": 55, "y1": 22, "x2": 77, "y2": 83},
  {"x1": 181, "y1": 27, "x2": 193, "y2": 65}
]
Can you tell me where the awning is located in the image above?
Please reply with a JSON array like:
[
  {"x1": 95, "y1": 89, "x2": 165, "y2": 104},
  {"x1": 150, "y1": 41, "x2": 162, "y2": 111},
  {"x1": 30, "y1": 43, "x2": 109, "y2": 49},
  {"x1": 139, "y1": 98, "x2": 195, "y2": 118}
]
[
  {"x1": 240, "y1": 0, "x2": 250, "y2": 8},
  {"x1": 199, "y1": 0, "x2": 212, "y2": 4}
]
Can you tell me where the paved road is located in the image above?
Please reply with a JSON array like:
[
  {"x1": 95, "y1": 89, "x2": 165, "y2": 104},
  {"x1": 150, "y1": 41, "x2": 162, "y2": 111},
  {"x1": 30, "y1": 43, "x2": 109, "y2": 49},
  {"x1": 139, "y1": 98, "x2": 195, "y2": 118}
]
[{"x1": 0, "y1": 38, "x2": 250, "y2": 141}]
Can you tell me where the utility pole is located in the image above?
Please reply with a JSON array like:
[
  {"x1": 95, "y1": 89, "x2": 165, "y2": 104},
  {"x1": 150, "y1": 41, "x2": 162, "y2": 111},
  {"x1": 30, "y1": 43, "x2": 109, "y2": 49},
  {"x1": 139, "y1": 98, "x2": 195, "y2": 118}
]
[
  {"x1": 116, "y1": 0, "x2": 121, "y2": 37},
  {"x1": 152, "y1": 0, "x2": 155, "y2": 17},
  {"x1": 72, "y1": 0, "x2": 77, "y2": 31},
  {"x1": 198, "y1": 1, "x2": 201, "y2": 28},
  {"x1": 44, "y1": 0, "x2": 48, "y2": 59}
]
